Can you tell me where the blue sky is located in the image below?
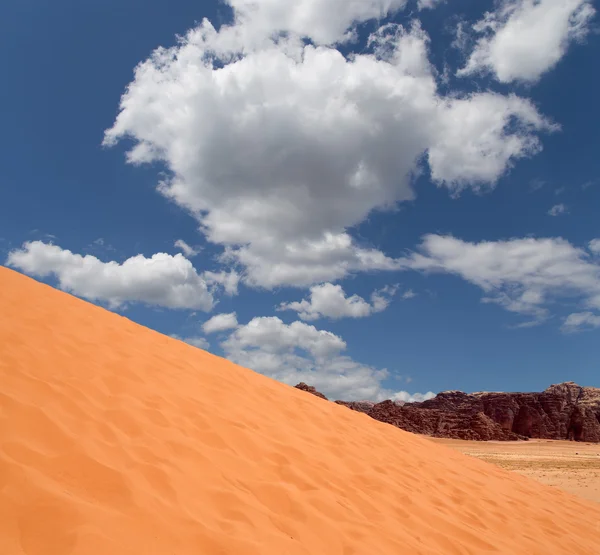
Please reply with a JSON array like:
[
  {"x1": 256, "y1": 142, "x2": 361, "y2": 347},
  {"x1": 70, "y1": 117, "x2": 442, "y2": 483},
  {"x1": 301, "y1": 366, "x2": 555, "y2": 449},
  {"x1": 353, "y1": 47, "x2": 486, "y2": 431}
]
[{"x1": 2, "y1": 0, "x2": 599, "y2": 401}]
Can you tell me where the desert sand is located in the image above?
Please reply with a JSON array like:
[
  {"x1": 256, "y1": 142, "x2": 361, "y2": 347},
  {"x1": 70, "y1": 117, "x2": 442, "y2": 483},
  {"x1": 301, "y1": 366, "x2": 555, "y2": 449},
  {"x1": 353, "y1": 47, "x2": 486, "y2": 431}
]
[
  {"x1": 1, "y1": 266, "x2": 600, "y2": 555},
  {"x1": 431, "y1": 438, "x2": 600, "y2": 505}
]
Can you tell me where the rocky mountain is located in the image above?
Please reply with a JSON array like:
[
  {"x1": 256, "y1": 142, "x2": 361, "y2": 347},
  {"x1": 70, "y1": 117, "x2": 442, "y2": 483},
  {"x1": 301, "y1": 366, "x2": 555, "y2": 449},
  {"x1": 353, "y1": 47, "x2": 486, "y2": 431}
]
[{"x1": 295, "y1": 381, "x2": 600, "y2": 442}]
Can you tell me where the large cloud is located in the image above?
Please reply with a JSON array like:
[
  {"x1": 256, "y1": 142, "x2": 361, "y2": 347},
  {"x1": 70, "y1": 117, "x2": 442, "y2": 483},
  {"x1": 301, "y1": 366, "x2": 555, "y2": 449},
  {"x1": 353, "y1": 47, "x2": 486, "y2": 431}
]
[
  {"x1": 221, "y1": 316, "x2": 435, "y2": 401},
  {"x1": 6, "y1": 241, "x2": 216, "y2": 311},
  {"x1": 403, "y1": 234, "x2": 600, "y2": 326},
  {"x1": 104, "y1": 17, "x2": 555, "y2": 289},
  {"x1": 278, "y1": 282, "x2": 398, "y2": 320},
  {"x1": 458, "y1": 0, "x2": 595, "y2": 83},
  {"x1": 229, "y1": 0, "x2": 408, "y2": 45}
]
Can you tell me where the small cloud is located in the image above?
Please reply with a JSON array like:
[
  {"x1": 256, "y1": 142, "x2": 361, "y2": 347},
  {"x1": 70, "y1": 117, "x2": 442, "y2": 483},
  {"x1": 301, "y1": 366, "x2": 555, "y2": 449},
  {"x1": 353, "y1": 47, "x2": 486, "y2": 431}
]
[
  {"x1": 401, "y1": 289, "x2": 416, "y2": 300},
  {"x1": 561, "y1": 312, "x2": 600, "y2": 334},
  {"x1": 89, "y1": 238, "x2": 116, "y2": 252},
  {"x1": 174, "y1": 239, "x2": 201, "y2": 258},
  {"x1": 589, "y1": 239, "x2": 600, "y2": 254},
  {"x1": 509, "y1": 318, "x2": 548, "y2": 330},
  {"x1": 390, "y1": 390, "x2": 436, "y2": 403},
  {"x1": 529, "y1": 179, "x2": 545, "y2": 192},
  {"x1": 554, "y1": 187, "x2": 566, "y2": 196},
  {"x1": 279, "y1": 283, "x2": 397, "y2": 321},
  {"x1": 582, "y1": 180, "x2": 596, "y2": 190},
  {"x1": 418, "y1": 0, "x2": 445, "y2": 10},
  {"x1": 28, "y1": 230, "x2": 57, "y2": 241},
  {"x1": 202, "y1": 312, "x2": 239, "y2": 334},
  {"x1": 451, "y1": 20, "x2": 470, "y2": 52},
  {"x1": 548, "y1": 203, "x2": 568, "y2": 217},
  {"x1": 439, "y1": 63, "x2": 451, "y2": 86}
]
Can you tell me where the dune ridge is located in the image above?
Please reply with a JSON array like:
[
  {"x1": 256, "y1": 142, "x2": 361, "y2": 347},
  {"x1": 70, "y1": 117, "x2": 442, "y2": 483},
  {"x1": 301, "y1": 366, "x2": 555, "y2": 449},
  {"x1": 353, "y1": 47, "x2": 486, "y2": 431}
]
[{"x1": 1, "y1": 266, "x2": 600, "y2": 555}]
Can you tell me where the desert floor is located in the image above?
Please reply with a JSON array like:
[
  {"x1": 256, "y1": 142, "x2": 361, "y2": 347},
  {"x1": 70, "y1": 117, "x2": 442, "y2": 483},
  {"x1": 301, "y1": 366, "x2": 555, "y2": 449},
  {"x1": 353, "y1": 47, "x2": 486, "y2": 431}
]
[{"x1": 430, "y1": 438, "x2": 600, "y2": 504}]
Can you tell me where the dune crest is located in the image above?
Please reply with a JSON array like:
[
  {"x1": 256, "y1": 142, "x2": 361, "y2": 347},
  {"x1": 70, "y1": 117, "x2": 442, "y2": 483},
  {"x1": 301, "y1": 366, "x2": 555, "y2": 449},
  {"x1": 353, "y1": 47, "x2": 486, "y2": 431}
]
[{"x1": 1, "y1": 266, "x2": 600, "y2": 555}]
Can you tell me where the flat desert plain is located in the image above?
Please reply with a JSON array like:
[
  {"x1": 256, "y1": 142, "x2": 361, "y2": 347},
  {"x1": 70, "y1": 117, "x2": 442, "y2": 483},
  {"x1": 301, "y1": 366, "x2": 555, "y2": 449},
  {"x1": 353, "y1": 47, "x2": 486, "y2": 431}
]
[
  {"x1": 431, "y1": 438, "x2": 600, "y2": 505},
  {"x1": 2, "y1": 266, "x2": 600, "y2": 555}
]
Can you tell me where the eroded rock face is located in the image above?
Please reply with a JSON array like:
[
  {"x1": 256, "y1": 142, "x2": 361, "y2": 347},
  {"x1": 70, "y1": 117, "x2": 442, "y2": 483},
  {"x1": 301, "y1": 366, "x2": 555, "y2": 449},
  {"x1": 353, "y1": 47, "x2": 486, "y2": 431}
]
[
  {"x1": 294, "y1": 381, "x2": 600, "y2": 442},
  {"x1": 366, "y1": 400, "x2": 526, "y2": 441}
]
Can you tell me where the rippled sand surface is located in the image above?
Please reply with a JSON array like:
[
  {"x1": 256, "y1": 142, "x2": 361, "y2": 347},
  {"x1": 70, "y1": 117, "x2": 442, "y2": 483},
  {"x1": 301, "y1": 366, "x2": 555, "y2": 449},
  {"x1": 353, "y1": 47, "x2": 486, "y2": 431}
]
[{"x1": 2, "y1": 267, "x2": 600, "y2": 555}]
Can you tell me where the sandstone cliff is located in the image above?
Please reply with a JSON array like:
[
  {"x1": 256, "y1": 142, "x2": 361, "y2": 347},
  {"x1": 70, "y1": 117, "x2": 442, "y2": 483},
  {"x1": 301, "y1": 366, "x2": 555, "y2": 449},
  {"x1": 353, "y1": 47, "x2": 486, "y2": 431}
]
[{"x1": 295, "y1": 381, "x2": 600, "y2": 442}]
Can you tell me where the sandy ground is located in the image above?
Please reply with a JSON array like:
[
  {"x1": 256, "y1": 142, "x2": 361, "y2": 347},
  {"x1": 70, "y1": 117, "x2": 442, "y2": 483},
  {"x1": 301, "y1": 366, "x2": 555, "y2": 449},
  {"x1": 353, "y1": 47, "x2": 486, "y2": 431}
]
[
  {"x1": 430, "y1": 438, "x2": 600, "y2": 505},
  {"x1": 2, "y1": 266, "x2": 600, "y2": 555}
]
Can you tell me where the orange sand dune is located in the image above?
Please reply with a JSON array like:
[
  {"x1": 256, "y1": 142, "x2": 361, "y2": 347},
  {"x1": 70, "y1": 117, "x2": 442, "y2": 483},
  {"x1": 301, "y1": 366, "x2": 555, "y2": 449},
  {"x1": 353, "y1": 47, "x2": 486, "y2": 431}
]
[{"x1": 1, "y1": 267, "x2": 600, "y2": 555}]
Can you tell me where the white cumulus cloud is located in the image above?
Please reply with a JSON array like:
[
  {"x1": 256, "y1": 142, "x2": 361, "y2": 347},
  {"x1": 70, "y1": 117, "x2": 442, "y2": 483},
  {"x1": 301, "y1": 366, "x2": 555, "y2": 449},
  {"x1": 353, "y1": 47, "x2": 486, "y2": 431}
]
[
  {"x1": 103, "y1": 16, "x2": 555, "y2": 289},
  {"x1": 458, "y1": 0, "x2": 596, "y2": 83},
  {"x1": 221, "y1": 316, "x2": 434, "y2": 401},
  {"x1": 202, "y1": 312, "x2": 239, "y2": 334},
  {"x1": 278, "y1": 282, "x2": 399, "y2": 320},
  {"x1": 6, "y1": 241, "x2": 215, "y2": 311}
]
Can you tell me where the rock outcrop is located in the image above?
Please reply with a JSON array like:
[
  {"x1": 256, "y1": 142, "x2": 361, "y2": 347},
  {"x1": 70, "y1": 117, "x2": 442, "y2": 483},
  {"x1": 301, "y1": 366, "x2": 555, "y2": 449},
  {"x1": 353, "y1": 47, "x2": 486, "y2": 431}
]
[
  {"x1": 295, "y1": 382, "x2": 328, "y2": 400},
  {"x1": 294, "y1": 381, "x2": 600, "y2": 442}
]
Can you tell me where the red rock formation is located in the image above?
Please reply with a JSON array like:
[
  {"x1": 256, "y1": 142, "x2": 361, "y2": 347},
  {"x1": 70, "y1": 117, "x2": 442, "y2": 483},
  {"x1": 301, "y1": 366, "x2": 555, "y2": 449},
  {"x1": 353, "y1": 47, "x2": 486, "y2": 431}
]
[
  {"x1": 294, "y1": 382, "x2": 328, "y2": 400},
  {"x1": 366, "y1": 400, "x2": 526, "y2": 441},
  {"x1": 334, "y1": 400, "x2": 375, "y2": 414},
  {"x1": 294, "y1": 381, "x2": 600, "y2": 442}
]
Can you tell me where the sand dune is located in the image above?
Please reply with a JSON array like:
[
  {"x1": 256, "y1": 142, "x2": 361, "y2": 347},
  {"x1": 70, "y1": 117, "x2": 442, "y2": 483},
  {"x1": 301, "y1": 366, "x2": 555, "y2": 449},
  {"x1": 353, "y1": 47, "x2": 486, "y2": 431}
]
[{"x1": 1, "y1": 267, "x2": 600, "y2": 555}]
